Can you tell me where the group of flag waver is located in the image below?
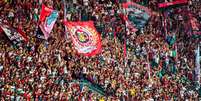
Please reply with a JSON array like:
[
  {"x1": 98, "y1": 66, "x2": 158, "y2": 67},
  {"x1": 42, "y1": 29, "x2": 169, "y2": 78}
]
[
  {"x1": 0, "y1": 1, "x2": 200, "y2": 56},
  {"x1": 38, "y1": 4, "x2": 102, "y2": 56}
]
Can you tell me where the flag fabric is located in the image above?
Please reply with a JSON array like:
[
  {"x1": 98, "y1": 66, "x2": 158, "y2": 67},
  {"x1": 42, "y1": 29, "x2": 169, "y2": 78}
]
[
  {"x1": 158, "y1": 0, "x2": 188, "y2": 8},
  {"x1": 0, "y1": 26, "x2": 3, "y2": 33},
  {"x1": 122, "y1": 2, "x2": 151, "y2": 32},
  {"x1": 0, "y1": 22, "x2": 28, "y2": 46},
  {"x1": 17, "y1": 28, "x2": 29, "y2": 41},
  {"x1": 64, "y1": 21, "x2": 102, "y2": 56},
  {"x1": 39, "y1": 4, "x2": 58, "y2": 39}
]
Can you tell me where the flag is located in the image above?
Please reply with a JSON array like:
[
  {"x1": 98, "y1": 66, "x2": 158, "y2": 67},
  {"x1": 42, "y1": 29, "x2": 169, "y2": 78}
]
[
  {"x1": 17, "y1": 28, "x2": 29, "y2": 41},
  {"x1": 0, "y1": 22, "x2": 28, "y2": 46},
  {"x1": 39, "y1": 4, "x2": 58, "y2": 39},
  {"x1": 158, "y1": 0, "x2": 188, "y2": 8},
  {"x1": 64, "y1": 21, "x2": 102, "y2": 56},
  {"x1": 122, "y1": 2, "x2": 151, "y2": 32}
]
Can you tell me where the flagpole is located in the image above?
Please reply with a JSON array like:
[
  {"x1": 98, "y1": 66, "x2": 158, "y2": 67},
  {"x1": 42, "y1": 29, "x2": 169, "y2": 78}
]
[
  {"x1": 123, "y1": 3, "x2": 128, "y2": 68},
  {"x1": 198, "y1": 44, "x2": 200, "y2": 83},
  {"x1": 163, "y1": 12, "x2": 167, "y2": 38},
  {"x1": 63, "y1": 0, "x2": 68, "y2": 39}
]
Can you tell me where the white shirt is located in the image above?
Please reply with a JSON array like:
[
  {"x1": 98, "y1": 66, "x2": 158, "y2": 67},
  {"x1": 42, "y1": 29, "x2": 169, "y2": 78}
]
[
  {"x1": 64, "y1": 65, "x2": 68, "y2": 74},
  {"x1": 83, "y1": 0, "x2": 88, "y2": 6},
  {"x1": 73, "y1": 0, "x2": 77, "y2": 3},
  {"x1": 27, "y1": 56, "x2": 32, "y2": 62},
  {"x1": 83, "y1": 67, "x2": 87, "y2": 74},
  {"x1": 57, "y1": 53, "x2": 61, "y2": 62},
  {"x1": 8, "y1": 11, "x2": 14, "y2": 18},
  {"x1": 0, "y1": 65, "x2": 3, "y2": 71}
]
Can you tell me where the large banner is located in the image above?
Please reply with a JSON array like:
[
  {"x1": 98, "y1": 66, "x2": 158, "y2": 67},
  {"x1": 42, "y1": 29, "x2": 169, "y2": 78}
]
[
  {"x1": 64, "y1": 21, "x2": 102, "y2": 56},
  {"x1": 0, "y1": 22, "x2": 28, "y2": 46},
  {"x1": 122, "y1": 2, "x2": 151, "y2": 32},
  {"x1": 39, "y1": 4, "x2": 58, "y2": 39},
  {"x1": 158, "y1": 0, "x2": 188, "y2": 8}
]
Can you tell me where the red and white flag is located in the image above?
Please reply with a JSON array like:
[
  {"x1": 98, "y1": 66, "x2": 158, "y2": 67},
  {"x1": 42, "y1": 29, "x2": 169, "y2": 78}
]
[
  {"x1": 64, "y1": 21, "x2": 102, "y2": 56},
  {"x1": 39, "y1": 4, "x2": 58, "y2": 39},
  {"x1": 0, "y1": 22, "x2": 29, "y2": 46},
  {"x1": 158, "y1": 0, "x2": 188, "y2": 8}
]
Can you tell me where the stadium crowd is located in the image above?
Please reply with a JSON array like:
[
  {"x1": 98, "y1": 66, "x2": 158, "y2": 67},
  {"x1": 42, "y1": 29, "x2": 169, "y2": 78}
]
[{"x1": 0, "y1": 0, "x2": 201, "y2": 100}]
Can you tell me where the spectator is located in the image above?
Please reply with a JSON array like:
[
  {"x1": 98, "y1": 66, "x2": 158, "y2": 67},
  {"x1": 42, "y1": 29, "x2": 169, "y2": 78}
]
[{"x1": 0, "y1": 0, "x2": 201, "y2": 100}]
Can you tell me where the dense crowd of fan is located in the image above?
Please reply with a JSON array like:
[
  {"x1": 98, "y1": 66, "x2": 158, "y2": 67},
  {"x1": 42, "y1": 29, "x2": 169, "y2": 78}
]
[{"x1": 0, "y1": 0, "x2": 201, "y2": 100}]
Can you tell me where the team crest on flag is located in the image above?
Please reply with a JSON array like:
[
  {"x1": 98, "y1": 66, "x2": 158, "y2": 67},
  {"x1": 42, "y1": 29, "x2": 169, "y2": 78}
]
[
  {"x1": 39, "y1": 4, "x2": 58, "y2": 39},
  {"x1": 64, "y1": 21, "x2": 101, "y2": 56}
]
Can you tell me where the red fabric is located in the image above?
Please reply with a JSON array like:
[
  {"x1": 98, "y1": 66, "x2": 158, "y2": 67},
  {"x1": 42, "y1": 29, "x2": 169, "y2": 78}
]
[
  {"x1": 3, "y1": 91, "x2": 12, "y2": 95},
  {"x1": 158, "y1": 0, "x2": 188, "y2": 8},
  {"x1": 39, "y1": 4, "x2": 52, "y2": 22},
  {"x1": 17, "y1": 28, "x2": 29, "y2": 42},
  {"x1": 0, "y1": 27, "x2": 3, "y2": 33},
  {"x1": 64, "y1": 21, "x2": 102, "y2": 57},
  {"x1": 23, "y1": 93, "x2": 31, "y2": 101},
  {"x1": 114, "y1": 31, "x2": 116, "y2": 39},
  {"x1": 187, "y1": 72, "x2": 193, "y2": 81},
  {"x1": 122, "y1": 1, "x2": 152, "y2": 15},
  {"x1": 0, "y1": 22, "x2": 28, "y2": 45}
]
